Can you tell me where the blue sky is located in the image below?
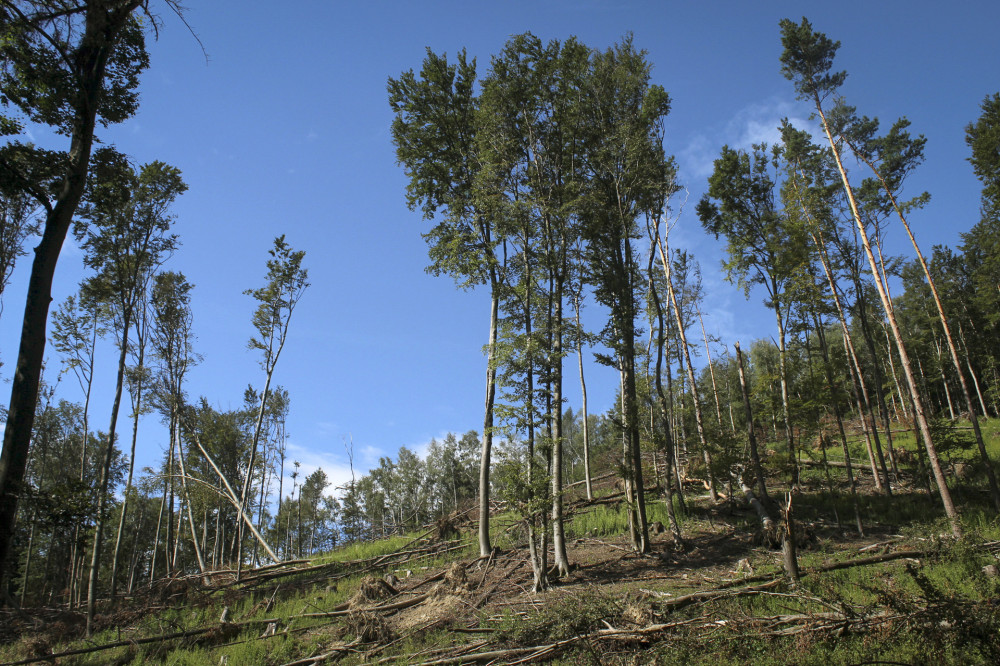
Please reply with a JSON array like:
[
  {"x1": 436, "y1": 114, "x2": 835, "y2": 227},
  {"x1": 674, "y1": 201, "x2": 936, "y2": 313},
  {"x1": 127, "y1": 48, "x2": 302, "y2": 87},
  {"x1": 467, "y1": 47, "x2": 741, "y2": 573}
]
[{"x1": 3, "y1": 0, "x2": 998, "y2": 495}]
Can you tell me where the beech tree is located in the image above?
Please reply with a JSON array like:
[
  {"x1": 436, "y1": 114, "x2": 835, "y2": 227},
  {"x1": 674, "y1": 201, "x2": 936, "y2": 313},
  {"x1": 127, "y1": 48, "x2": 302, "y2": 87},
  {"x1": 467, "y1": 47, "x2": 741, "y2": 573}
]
[
  {"x1": 76, "y1": 154, "x2": 184, "y2": 632},
  {"x1": 477, "y1": 32, "x2": 591, "y2": 581},
  {"x1": 0, "y1": 0, "x2": 155, "y2": 583},
  {"x1": 580, "y1": 37, "x2": 672, "y2": 554},
  {"x1": 236, "y1": 236, "x2": 308, "y2": 573},
  {"x1": 389, "y1": 50, "x2": 504, "y2": 557}
]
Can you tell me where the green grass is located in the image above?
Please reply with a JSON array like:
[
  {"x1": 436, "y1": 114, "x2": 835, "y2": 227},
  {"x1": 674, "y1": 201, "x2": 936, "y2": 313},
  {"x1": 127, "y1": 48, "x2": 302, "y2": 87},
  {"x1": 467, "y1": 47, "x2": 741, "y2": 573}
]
[{"x1": 566, "y1": 496, "x2": 686, "y2": 539}]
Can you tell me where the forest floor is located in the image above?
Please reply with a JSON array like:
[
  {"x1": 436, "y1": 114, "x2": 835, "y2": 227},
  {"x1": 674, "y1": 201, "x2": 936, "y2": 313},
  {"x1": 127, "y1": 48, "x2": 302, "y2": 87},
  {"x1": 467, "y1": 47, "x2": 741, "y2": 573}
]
[{"x1": 3, "y1": 454, "x2": 1000, "y2": 665}]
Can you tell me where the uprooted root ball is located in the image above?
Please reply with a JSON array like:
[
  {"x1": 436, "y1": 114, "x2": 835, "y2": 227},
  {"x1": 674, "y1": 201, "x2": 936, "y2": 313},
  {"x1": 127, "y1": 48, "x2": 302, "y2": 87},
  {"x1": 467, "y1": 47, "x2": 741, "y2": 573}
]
[
  {"x1": 341, "y1": 610, "x2": 395, "y2": 643},
  {"x1": 349, "y1": 575, "x2": 398, "y2": 609},
  {"x1": 431, "y1": 562, "x2": 472, "y2": 597}
]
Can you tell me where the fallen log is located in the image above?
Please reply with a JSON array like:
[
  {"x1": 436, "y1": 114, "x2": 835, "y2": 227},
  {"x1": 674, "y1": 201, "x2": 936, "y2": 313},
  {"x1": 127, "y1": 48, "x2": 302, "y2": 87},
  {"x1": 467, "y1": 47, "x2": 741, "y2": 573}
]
[{"x1": 0, "y1": 617, "x2": 280, "y2": 666}]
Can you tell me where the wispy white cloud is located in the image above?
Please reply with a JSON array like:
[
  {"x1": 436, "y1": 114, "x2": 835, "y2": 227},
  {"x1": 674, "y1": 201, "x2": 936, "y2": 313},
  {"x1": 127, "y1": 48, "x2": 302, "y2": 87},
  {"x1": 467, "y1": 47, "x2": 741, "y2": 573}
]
[
  {"x1": 283, "y1": 440, "x2": 356, "y2": 497},
  {"x1": 278, "y1": 426, "x2": 469, "y2": 501},
  {"x1": 678, "y1": 97, "x2": 813, "y2": 181}
]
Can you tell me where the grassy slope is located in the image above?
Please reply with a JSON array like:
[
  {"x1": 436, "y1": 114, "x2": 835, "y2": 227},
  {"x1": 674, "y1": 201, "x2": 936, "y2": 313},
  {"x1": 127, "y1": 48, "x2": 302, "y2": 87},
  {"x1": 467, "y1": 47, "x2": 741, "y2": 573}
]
[{"x1": 3, "y1": 420, "x2": 1000, "y2": 665}]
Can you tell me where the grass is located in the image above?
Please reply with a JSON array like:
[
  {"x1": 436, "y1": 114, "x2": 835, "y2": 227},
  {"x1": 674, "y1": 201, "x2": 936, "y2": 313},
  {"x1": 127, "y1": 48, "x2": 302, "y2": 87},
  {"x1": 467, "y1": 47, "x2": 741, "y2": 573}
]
[
  {"x1": 6, "y1": 421, "x2": 1000, "y2": 664},
  {"x1": 566, "y1": 497, "x2": 686, "y2": 539}
]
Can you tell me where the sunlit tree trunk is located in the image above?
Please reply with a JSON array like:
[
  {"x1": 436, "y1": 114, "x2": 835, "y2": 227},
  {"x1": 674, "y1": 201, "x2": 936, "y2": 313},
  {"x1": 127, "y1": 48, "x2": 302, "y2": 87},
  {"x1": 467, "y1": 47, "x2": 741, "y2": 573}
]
[
  {"x1": 856, "y1": 146, "x2": 1000, "y2": 510},
  {"x1": 656, "y1": 232, "x2": 717, "y2": 501},
  {"x1": 814, "y1": 102, "x2": 961, "y2": 536},
  {"x1": 479, "y1": 277, "x2": 499, "y2": 557}
]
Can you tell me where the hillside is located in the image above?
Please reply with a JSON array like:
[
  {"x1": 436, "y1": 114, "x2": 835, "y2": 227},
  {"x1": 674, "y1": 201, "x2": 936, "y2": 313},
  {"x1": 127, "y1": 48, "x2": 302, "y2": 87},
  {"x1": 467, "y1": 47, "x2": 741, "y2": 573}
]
[{"x1": 3, "y1": 464, "x2": 1000, "y2": 665}]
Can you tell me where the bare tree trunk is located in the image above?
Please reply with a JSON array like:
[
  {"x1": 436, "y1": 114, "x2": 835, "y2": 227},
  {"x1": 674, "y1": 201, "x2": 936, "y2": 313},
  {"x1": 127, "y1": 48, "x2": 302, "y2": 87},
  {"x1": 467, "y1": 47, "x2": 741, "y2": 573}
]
[
  {"x1": 663, "y1": 350, "x2": 687, "y2": 514},
  {"x1": 110, "y1": 312, "x2": 148, "y2": 600},
  {"x1": 815, "y1": 100, "x2": 961, "y2": 537},
  {"x1": 551, "y1": 282, "x2": 570, "y2": 578},
  {"x1": 735, "y1": 342, "x2": 769, "y2": 503},
  {"x1": 657, "y1": 234, "x2": 717, "y2": 501},
  {"x1": 87, "y1": 314, "x2": 131, "y2": 636},
  {"x1": 959, "y1": 323, "x2": 990, "y2": 417},
  {"x1": 697, "y1": 307, "x2": 726, "y2": 430},
  {"x1": 774, "y1": 307, "x2": 798, "y2": 486},
  {"x1": 648, "y1": 257, "x2": 683, "y2": 545},
  {"x1": 126, "y1": 501, "x2": 145, "y2": 594},
  {"x1": 573, "y1": 292, "x2": 593, "y2": 501},
  {"x1": 172, "y1": 414, "x2": 206, "y2": 573},
  {"x1": 479, "y1": 281, "x2": 499, "y2": 557},
  {"x1": 19, "y1": 515, "x2": 35, "y2": 606},
  {"x1": 619, "y1": 364, "x2": 639, "y2": 550},
  {"x1": 935, "y1": 338, "x2": 956, "y2": 419}
]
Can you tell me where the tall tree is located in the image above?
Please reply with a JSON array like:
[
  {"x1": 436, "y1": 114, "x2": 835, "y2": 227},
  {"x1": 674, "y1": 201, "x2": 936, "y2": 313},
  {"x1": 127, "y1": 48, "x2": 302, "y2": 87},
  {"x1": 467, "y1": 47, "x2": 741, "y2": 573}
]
[
  {"x1": 780, "y1": 16, "x2": 961, "y2": 536},
  {"x1": 0, "y1": 0, "x2": 154, "y2": 584},
  {"x1": 580, "y1": 36, "x2": 672, "y2": 554},
  {"x1": 77, "y1": 155, "x2": 184, "y2": 632},
  {"x1": 697, "y1": 143, "x2": 810, "y2": 485},
  {"x1": 147, "y1": 271, "x2": 203, "y2": 576},
  {"x1": 389, "y1": 50, "x2": 504, "y2": 557},
  {"x1": 236, "y1": 236, "x2": 308, "y2": 573},
  {"x1": 477, "y1": 33, "x2": 591, "y2": 579}
]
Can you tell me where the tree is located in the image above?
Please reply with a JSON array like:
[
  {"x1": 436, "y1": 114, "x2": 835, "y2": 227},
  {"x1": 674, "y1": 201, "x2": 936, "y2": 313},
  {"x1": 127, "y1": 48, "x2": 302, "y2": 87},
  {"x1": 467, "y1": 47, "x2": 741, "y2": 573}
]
[
  {"x1": 779, "y1": 16, "x2": 961, "y2": 536},
  {"x1": 477, "y1": 32, "x2": 591, "y2": 580},
  {"x1": 967, "y1": 93, "x2": 1000, "y2": 219},
  {"x1": 146, "y1": 270, "x2": 205, "y2": 580},
  {"x1": 580, "y1": 36, "x2": 672, "y2": 554},
  {"x1": 236, "y1": 235, "x2": 308, "y2": 574},
  {"x1": 76, "y1": 154, "x2": 184, "y2": 632},
  {"x1": 0, "y1": 0, "x2": 155, "y2": 587},
  {"x1": 389, "y1": 50, "x2": 504, "y2": 557},
  {"x1": 698, "y1": 143, "x2": 810, "y2": 485},
  {"x1": 962, "y1": 94, "x2": 1000, "y2": 411}
]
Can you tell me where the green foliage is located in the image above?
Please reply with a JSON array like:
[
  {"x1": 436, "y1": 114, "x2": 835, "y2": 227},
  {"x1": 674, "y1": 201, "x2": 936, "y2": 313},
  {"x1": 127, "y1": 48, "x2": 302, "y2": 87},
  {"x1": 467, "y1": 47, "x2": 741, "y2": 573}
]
[
  {"x1": 244, "y1": 235, "x2": 309, "y2": 366},
  {"x1": 967, "y1": 92, "x2": 1000, "y2": 213}
]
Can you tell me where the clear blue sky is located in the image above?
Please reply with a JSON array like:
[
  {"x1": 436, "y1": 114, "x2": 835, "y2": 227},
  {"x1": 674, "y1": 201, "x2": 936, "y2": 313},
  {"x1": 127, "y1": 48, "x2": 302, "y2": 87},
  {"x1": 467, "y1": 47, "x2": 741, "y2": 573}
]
[{"x1": 3, "y1": 0, "x2": 998, "y2": 495}]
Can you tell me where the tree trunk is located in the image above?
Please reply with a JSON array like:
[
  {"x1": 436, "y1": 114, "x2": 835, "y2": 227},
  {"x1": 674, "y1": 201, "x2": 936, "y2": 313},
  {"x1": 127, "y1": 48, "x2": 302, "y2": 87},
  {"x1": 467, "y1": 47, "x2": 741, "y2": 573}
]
[
  {"x1": 735, "y1": 342, "x2": 769, "y2": 504},
  {"x1": 648, "y1": 255, "x2": 683, "y2": 545},
  {"x1": 574, "y1": 293, "x2": 593, "y2": 501},
  {"x1": 697, "y1": 307, "x2": 726, "y2": 430},
  {"x1": 935, "y1": 338, "x2": 957, "y2": 420},
  {"x1": 623, "y1": 343, "x2": 650, "y2": 554},
  {"x1": 148, "y1": 492, "x2": 165, "y2": 585},
  {"x1": 87, "y1": 314, "x2": 131, "y2": 636},
  {"x1": 19, "y1": 515, "x2": 35, "y2": 607},
  {"x1": 658, "y1": 236, "x2": 717, "y2": 502},
  {"x1": 110, "y1": 315, "x2": 148, "y2": 599},
  {"x1": 237, "y1": 370, "x2": 276, "y2": 578},
  {"x1": 774, "y1": 306, "x2": 798, "y2": 486},
  {"x1": 478, "y1": 279, "x2": 499, "y2": 557},
  {"x1": 0, "y1": 3, "x2": 139, "y2": 580},
  {"x1": 172, "y1": 412, "x2": 206, "y2": 573},
  {"x1": 551, "y1": 281, "x2": 570, "y2": 578},
  {"x1": 816, "y1": 100, "x2": 961, "y2": 537}
]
